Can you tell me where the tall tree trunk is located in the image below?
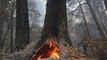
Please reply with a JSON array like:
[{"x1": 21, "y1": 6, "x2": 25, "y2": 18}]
[
  {"x1": 58, "y1": 0, "x2": 72, "y2": 46},
  {"x1": 34, "y1": 0, "x2": 60, "y2": 50},
  {"x1": 78, "y1": 0, "x2": 91, "y2": 39},
  {"x1": 0, "y1": 0, "x2": 8, "y2": 49},
  {"x1": 10, "y1": 15, "x2": 14, "y2": 53},
  {"x1": 15, "y1": 0, "x2": 30, "y2": 51},
  {"x1": 78, "y1": 0, "x2": 91, "y2": 55},
  {"x1": 34, "y1": 0, "x2": 72, "y2": 51},
  {"x1": 32, "y1": 0, "x2": 72, "y2": 59},
  {"x1": 9, "y1": 1, "x2": 16, "y2": 53},
  {"x1": 0, "y1": 18, "x2": 3, "y2": 49}
]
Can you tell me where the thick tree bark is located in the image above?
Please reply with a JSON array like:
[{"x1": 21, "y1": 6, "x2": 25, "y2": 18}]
[
  {"x1": 35, "y1": 0, "x2": 72, "y2": 51},
  {"x1": 34, "y1": 0, "x2": 60, "y2": 50},
  {"x1": 58, "y1": 0, "x2": 72, "y2": 46},
  {"x1": 15, "y1": 0, "x2": 30, "y2": 51},
  {"x1": 32, "y1": 0, "x2": 72, "y2": 59},
  {"x1": 0, "y1": 0, "x2": 8, "y2": 49}
]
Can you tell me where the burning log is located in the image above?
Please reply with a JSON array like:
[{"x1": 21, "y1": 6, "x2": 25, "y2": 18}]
[{"x1": 32, "y1": 37, "x2": 60, "y2": 60}]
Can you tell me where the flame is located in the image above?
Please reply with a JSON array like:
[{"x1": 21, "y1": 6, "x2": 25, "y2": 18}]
[
  {"x1": 51, "y1": 52, "x2": 60, "y2": 58},
  {"x1": 32, "y1": 37, "x2": 60, "y2": 60},
  {"x1": 48, "y1": 38, "x2": 60, "y2": 59}
]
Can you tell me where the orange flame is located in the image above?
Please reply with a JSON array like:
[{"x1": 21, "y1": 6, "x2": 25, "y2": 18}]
[
  {"x1": 50, "y1": 52, "x2": 60, "y2": 58},
  {"x1": 32, "y1": 37, "x2": 60, "y2": 60},
  {"x1": 48, "y1": 39, "x2": 60, "y2": 58}
]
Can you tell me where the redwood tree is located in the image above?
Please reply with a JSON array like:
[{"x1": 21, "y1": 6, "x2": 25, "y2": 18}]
[
  {"x1": 34, "y1": 0, "x2": 72, "y2": 51},
  {"x1": 0, "y1": 0, "x2": 8, "y2": 49},
  {"x1": 32, "y1": 0, "x2": 72, "y2": 59},
  {"x1": 15, "y1": 0, "x2": 30, "y2": 51}
]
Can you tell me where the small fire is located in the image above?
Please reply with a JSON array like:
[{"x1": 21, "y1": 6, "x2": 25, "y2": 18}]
[
  {"x1": 48, "y1": 37, "x2": 60, "y2": 59},
  {"x1": 32, "y1": 37, "x2": 60, "y2": 60}
]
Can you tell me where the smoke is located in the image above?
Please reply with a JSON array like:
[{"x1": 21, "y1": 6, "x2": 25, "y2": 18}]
[{"x1": 35, "y1": 0, "x2": 46, "y2": 27}]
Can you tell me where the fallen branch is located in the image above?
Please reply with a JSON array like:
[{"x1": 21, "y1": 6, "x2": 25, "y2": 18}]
[{"x1": 0, "y1": 41, "x2": 38, "y2": 60}]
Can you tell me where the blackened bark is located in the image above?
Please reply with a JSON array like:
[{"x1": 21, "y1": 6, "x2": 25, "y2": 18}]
[
  {"x1": 0, "y1": 18, "x2": 3, "y2": 49},
  {"x1": 42, "y1": 0, "x2": 60, "y2": 39},
  {"x1": 15, "y1": 0, "x2": 30, "y2": 51},
  {"x1": 34, "y1": 0, "x2": 72, "y2": 51},
  {"x1": 34, "y1": 0, "x2": 60, "y2": 50}
]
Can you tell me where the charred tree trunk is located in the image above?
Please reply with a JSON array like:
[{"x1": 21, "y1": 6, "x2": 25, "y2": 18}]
[
  {"x1": 34, "y1": 0, "x2": 60, "y2": 50},
  {"x1": 15, "y1": 0, "x2": 30, "y2": 51},
  {"x1": 34, "y1": 0, "x2": 72, "y2": 51},
  {"x1": 32, "y1": 0, "x2": 72, "y2": 59}
]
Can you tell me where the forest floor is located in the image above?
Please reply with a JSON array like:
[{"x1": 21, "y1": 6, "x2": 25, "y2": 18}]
[
  {"x1": 38, "y1": 44, "x2": 99, "y2": 60},
  {"x1": 39, "y1": 56, "x2": 98, "y2": 60},
  {"x1": 0, "y1": 40, "x2": 101, "y2": 60}
]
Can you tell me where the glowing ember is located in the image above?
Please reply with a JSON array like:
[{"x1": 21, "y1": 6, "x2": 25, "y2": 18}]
[{"x1": 51, "y1": 52, "x2": 60, "y2": 58}]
